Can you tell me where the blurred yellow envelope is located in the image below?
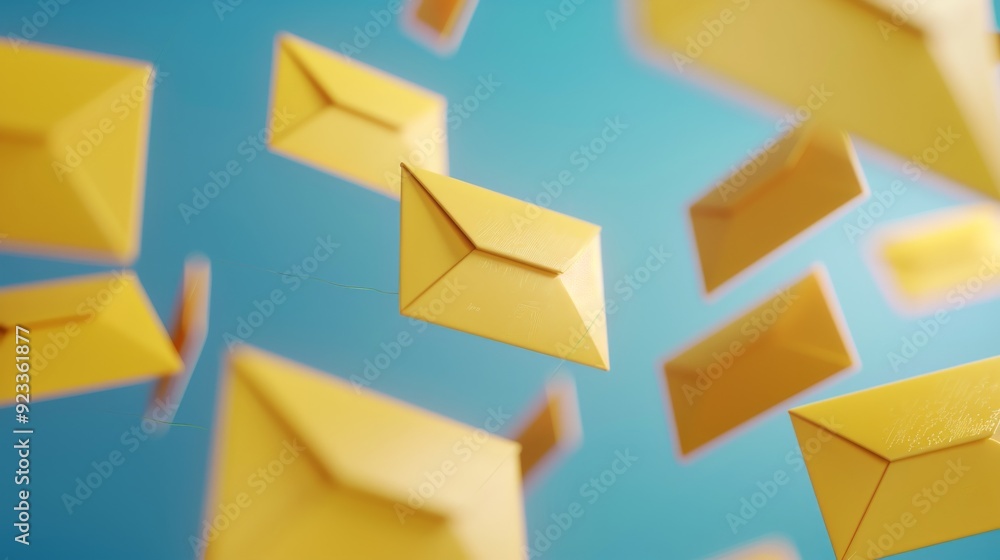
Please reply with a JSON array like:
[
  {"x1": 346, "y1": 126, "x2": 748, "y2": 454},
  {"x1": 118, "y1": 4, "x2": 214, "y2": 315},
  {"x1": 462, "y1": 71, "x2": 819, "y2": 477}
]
[
  {"x1": 711, "y1": 537, "x2": 800, "y2": 560},
  {"x1": 399, "y1": 164, "x2": 609, "y2": 370},
  {"x1": 0, "y1": 271, "x2": 181, "y2": 403},
  {"x1": 513, "y1": 375, "x2": 582, "y2": 483},
  {"x1": 636, "y1": 0, "x2": 1000, "y2": 199},
  {"x1": 0, "y1": 42, "x2": 154, "y2": 264},
  {"x1": 691, "y1": 128, "x2": 866, "y2": 293},
  {"x1": 149, "y1": 255, "x2": 212, "y2": 429},
  {"x1": 405, "y1": 0, "x2": 479, "y2": 53},
  {"x1": 203, "y1": 346, "x2": 525, "y2": 559},
  {"x1": 873, "y1": 204, "x2": 1000, "y2": 310},
  {"x1": 267, "y1": 33, "x2": 448, "y2": 198},
  {"x1": 664, "y1": 267, "x2": 855, "y2": 456},
  {"x1": 789, "y1": 355, "x2": 1000, "y2": 560}
]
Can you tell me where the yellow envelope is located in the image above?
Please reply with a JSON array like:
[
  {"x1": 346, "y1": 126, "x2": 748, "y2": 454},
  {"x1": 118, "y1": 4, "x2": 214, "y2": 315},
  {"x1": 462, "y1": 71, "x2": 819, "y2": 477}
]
[
  {"x1": 873, "y1": 204, "x2": 1000, "y2": 310},
  {"x1": 664, "y1": 267, "x2": 855, "y2": 456},
  {"x1": 789, "y1": 355, "x2": 1000, "y2": 560},
  {"x1": 204, "y1": 346, "x2": 525, "y2": 559},
  {"x1": 691, "y1": 128, "x2": 866, "y2": 293},
  {"x1": 399, "y1": 164, "x2": 610, "y2": 370},
  {"x1": 149, "y1": 255, "x2": 212, "y2": 428},
  {"x1": 268, "y1": 33, "x2": 448, "y2": 198},
  {"x1": 0, "y1": 42, "x2": 154, "y2": 264},
  {"x1": 513, "y1": 374, "x2": 582, "y2": 483},
  {"x1": 0, "y1": 271, "x2": 181, "y2": 403},
  {"x1": 636, "y1": 0, "x2": 1000, "y2": 199},
  {"x1": 405, "y1": 0, "x2": 479, "y2": 53}
]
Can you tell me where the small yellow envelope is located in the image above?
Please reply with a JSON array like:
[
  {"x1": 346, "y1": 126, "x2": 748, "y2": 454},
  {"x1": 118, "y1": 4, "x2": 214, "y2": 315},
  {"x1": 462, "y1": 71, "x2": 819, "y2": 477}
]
[
  {"x1": 872, "y1": 204, "x2": 1000, "y2": 311},
  {"x1": 691, "y1": 128, "x2": 866, "y2": 293},
  {"x1": 204, "y1": 346, "x2": 525, "y2": 559},
  {"x1": 513, "y1": 374, "x2": 582, "y2": 483},
  {"x1": 790, "y1": 355, "x2": 1000, "y2": 560},
  {"x1": 405, "y1": 0, "x2": 479, "y2": 53},
  {"x1": 149, "y1": 255, "x2": 212, "y2": 427},
  {"x1": 664, "y1": 267, "x2": 855, "y2": 456},
  {"x1": 267, "y1": 33, "x2": 448, "y2": 198},
  {"x1": 0, "y1": 271, "x2": 181, "y2": 403},
  {"x1": 636, "y1": 0, "x2": 1000, "y2": 199},
  {"x1": 0, "y1": 42, "x2": 154, "y2": 264},
  {"x1": 710, "y1": 537, "x2": 800, "y2": 560},
  {"x1": 399, "y1": 164, "x2": 610, "y2": 370}
]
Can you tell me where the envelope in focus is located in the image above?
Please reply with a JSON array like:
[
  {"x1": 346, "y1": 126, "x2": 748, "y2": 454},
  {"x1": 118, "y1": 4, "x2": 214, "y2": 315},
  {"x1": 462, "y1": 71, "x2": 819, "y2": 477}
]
[
  {"x1": 789, "y1": 355, "x2": 1000, "y2": 560},
  {"x1": 664, "y1": 267, "x2": 855, "y2": 456},
  {"x1": 399, "y1": 164, "x2": 609, "y2": 370},
  {"x1": 404, "y1": 0, "x2": 479, "y2": 54},
  {"x1": 268, "y1": 33, "x2": 448, "y2": 198},
  {"x1": 513, "y1": 374, "x2": 582, "y2": 484},
  {"x1": 636, "y1": 0, "x2": 1000, "y2": 199},
  {"x1": 872, "y1": 204, "x2": 1000, "y2": 311},
  {"x1": 0, "y1": 271, "x2": 181, "y2": 403},
  {"x1": 0, "y1": 42, "x2": 154, "y2": 264},
  {"x1": 204, "y1": 346, "x2": 525, "y2": 560},
  {"x1": 691, "y1": 128, "x2": 866, "y2": 293}
]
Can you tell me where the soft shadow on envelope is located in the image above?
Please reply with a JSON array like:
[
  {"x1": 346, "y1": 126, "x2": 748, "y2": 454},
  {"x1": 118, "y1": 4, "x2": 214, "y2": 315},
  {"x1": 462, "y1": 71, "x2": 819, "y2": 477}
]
[
  {"x1": 404, "y1": 0, "x2": 479, "y2": 54},
  {"x1": 790, "y1": 355, "x2": 1000, "y2": 560},
  {"x1": 870, "y1": 204, "x2": 1000, "y2": 314},
  {"x1": 204, "y1": 346, "x2": 525, "y2": 559},
  {"x1": 0, "y1": 271, "x2": 181, "y2": 403},
  {"x1": 690, "y1": 128, "x2": 866, "y2": 293},
  {"x1": 664, "y1": 266, "x2": 856, "y2": 456},
  {"x1": 633, "y1": 0, "x2": 1000, "y2": 200},
  {"x1": 267, "y1": 33, "x2": 448, "y2": 198},
  {"x1": 399, "y1": 164, "x2": 609, "y2": 370},
  {"x1": 512, "y1": 373, "x2": 582, "y2": 487},
  {"x1": 0, "y1": 42, "x2": 153, "y2": 264}
]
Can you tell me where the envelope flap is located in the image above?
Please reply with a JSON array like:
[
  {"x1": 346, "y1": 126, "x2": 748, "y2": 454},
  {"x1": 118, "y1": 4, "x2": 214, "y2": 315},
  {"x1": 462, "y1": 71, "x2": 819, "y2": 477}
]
[
  {"x1": 402, "y1": 165, "x2": 600, "y2": 274},
  {"x1": 0, "y1": 271, "x2": 133, "y2": 327},
  {"x1": 690, "y1": 128, "x2": 809, "y2": 214},
  {"x1": 790, "y1": 355, "x2": 1000, "y2": 461},
  {"x1": 231, "y1": 347, "x2": 520, "y2": 517},
  {"x1": 278, "y1": 34, "x2": 444, "y2": 131}
]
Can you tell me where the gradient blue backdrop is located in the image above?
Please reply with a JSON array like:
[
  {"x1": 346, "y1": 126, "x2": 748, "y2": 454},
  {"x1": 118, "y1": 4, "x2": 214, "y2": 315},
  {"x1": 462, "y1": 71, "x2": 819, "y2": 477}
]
[{"x1": 2, "y1": 1, "x2": 1000, "y2": 558}]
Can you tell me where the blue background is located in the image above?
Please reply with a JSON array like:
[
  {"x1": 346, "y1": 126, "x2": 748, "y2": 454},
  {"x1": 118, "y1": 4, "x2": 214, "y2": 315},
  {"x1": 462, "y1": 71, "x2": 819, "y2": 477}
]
[{"x1": 2, "y1": 1, "x2": 1000, "y2": 558}]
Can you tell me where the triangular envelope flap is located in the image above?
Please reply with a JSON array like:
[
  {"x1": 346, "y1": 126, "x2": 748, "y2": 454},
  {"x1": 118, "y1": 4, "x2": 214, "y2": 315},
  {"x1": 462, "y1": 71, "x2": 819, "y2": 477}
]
[
  {"x1": 790, "y1": 415, "x2": 889, "y2": 560},
  {"x1": 404, "y1": 165, "x2": 600, "y2": 274},
  {"x1": 791, "y1": 355, "x2": 1000, "y2": 461},
  {"x1": 278, "y1": 34, "x2": 443, "y2": 131},
  {"x1": 770, "y1": 270, "x2": 854, "y2": 370},
  {"x1": 0, "y1": 42, "x2": 147, "y2": 135},
  {"x1": 232, "y1": 347, "x2": 519, "y2": 516},
  {"x1": 690, "y1": 127, "x2": 808, "y2": 214},
  {"x1": 0, "y1": 271, "x2": 135, "y2": 326}
]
